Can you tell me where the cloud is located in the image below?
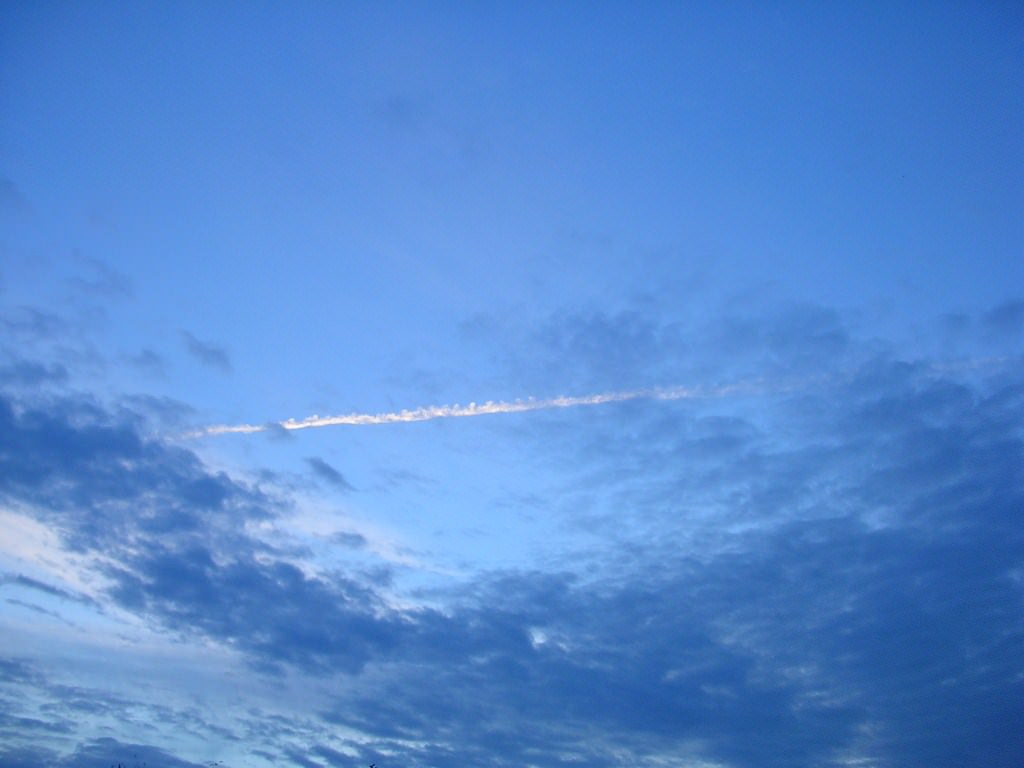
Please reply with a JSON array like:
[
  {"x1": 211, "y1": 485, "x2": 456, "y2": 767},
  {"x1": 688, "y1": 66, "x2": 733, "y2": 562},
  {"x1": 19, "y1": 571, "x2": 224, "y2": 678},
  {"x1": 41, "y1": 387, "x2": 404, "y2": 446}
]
[
  {"x1": 187, "y1": 300, "x2": 1011, "y2": 440},
  {"x1": 0, "y1": 360, "x2": 68, "y2": 388},
  {"x1": 66, "y1": 256, "x2": 131, "y2": 300},
  {"x1": 4, "y1": 598, "x2": 74, "y2": 624},
  {"x1": 104, "y1": 548, "x2": 408, "y2": 675},
  {"x1": 1, "y1": 305, "x2": 1022, "y2": 767},
  {"x1": 0, "y1": 394, "x2": 270, "y2": 553},
  {"x1": 324, "y1": 507, "x2": 1021, "y2": 767},
  {"x1": 0, "y1": 654, "x2": 256, "y2": 766},
  {"x1": 180, "y1": 331, "x2": 231, "y2": 373},
  {"x1": 464, "y1": 301, "x2": 856, "y2": 401},
  {"x1": 124, "y1": 347, "x2": 165, "y2": 376},
  {"x1": 55, "y1": 737, "x2": 208, "y2": 768},
  {"x1": 0, "y1": 573, "x2": 93, "y2": 606},
  {"x1": 194, "y1": 380, "x2": 763, "y2": 436},
  {"x1": 530, "y1": 308, "x2": 679, "y2": 391},
  {"x1": 0, "y1": 305, "x2": 106, "y2": 389},
  {"x1": 0, "y1": 745, "x2": 60, "y2": 768},
  {"x1": 0, "y1": 307, "x2": 68, "y2": 343},
  {"x1": 309, "y1": 347, "x2": 1022, "y2": 768},
  {"x1": 305, "y1": 457, "x2": 355, "y2": 492},
  {"x1": 0, "y1": 389, "x2": 419, "y2": 677},
  {"x1": 984, "y1": 298, "x2": 1024, "y2": 337}
]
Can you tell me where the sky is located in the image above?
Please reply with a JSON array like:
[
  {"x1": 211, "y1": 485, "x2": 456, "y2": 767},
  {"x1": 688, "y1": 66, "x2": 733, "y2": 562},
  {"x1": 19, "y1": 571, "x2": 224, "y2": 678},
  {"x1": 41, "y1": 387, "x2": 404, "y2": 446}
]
[{"x1": 0, "y1": 2, "x2": 1022, "y2": 767}]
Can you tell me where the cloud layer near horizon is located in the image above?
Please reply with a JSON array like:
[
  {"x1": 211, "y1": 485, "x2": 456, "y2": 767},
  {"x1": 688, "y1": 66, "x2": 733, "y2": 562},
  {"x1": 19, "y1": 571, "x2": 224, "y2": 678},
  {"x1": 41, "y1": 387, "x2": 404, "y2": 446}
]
[{"x1": 1, "y1": 299, "x2": 1022, "y2": 768}]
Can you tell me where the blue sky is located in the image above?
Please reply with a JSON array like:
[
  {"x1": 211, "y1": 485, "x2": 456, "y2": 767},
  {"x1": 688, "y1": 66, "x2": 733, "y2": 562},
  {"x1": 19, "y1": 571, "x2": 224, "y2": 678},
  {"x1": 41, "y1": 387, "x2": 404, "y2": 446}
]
[{"x1": 1, "y1": 2, "x2": 1022, "y2": 766}]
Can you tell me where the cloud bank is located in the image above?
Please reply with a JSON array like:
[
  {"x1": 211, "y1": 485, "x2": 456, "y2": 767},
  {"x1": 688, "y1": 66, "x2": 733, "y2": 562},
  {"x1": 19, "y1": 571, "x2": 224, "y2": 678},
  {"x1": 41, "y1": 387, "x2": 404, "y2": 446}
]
[
  {"x1": 1, "y1": 300, "x2": 1022, "y2": 767},
  {"x1": 193, "y1": 378, "x2": 792, "y2": 437}
]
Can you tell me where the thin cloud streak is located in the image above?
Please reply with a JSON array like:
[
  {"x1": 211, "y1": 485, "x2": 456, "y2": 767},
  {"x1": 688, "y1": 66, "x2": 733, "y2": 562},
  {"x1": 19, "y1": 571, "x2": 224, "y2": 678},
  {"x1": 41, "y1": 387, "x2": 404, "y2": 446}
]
[
  {"x1": 193, "y1": 381, "x2": 767, "y2": 437},
  {"x1": 188, "y1": 355, "x2": 1017, "y2": 438}
]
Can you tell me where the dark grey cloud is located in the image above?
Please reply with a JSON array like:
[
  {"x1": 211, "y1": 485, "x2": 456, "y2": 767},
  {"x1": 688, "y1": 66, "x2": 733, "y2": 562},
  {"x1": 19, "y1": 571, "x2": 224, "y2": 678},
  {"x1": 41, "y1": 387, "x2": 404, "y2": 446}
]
[
  {"x1": 0, "y1": 389, "x2": 417, "y2": 677},
  {"x1": 322, "y1": 581, "x2": 847, "y2": 767},
  {"x1": 306, "y1": 457, "x2": 355, "y2": 491},
  {"x1": 104, "y1": 547, "x2": 407, "y2": 675},
  {"x1": 0, "y1": 658, "x2": 40, "y2": 686},
  {"x1": 321, "y1": 511, "x2": 1022, "y2": 767},
  {"x1": 283, "y1": 746, "x2": 327, "y2": 768},
  {"x1": 0, "y1": 657, "x2": 249, "y2": 765},
  {"x1": 180, "y1": 331, "x2": 231, "y2": 373},
  {"x1": 0, "y1": 393, "x2": 273, "y2": 554},
  {"x1": 55, "y1": 737, "x2": 208, "y2": 768},
  {"x1": 310, "y1": 744, "x2": 351, "y2": 767},
  {"x1": 307, "y1": 347, "x2": 1022, "y2": 768},
  {"x1": 0, "y1": 710, "x2": 72, "y2": 735},
  {"x1": 0, "y1": 305, "x2": 108, "y2": 390},
  {"x1": 0, "y1": 307, "x2": 68, "y2": 343},
  {"x1": 0, "y1": 745, "x2": 60, "y2": 768}
]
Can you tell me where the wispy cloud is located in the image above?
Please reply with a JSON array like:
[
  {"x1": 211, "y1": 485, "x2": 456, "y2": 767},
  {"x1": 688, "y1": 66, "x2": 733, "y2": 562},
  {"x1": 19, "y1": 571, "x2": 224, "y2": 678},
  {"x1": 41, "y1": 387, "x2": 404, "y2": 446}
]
[
  {"x1": 194, "y1": 381, "x2": 768, "y2": 437},
  {"x1": 180, "y1": 331, "x2": 231, "y2": 373},
  {"x1": 3, "y1": 343, "x2": 1022, "y2": 766},
  {"x1": 191, "y1": 354, "x2": 1018, "y2": 439},
  {"x1": 306, "y1": 457, "x2": 355, "y2": 492}
]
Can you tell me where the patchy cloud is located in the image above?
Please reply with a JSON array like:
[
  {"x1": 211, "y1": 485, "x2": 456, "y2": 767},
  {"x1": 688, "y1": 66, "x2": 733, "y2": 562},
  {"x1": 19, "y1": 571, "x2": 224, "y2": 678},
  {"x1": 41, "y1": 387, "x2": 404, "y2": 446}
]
[
  {"x1": 331, "y1": 531, "x2": 368, "y2": 550},
  {"x1": 180, "y1": 331, "x2": 231, "y2": 373},
  {"x1": 0, "y1": 390, "x2": 421, "y2": 679},
  {"x1": 0, "y1": 360, "x2": 68, "y2": 388},
  {"x1": 66, "y1": 256, "x2": 131, "y2": 300},
  {"x1": 0, "y1": 573, "x2": 94, "y2": 606},
  {"x1": 3, "y1": 5, "x2": 1020, "y2": 765},
  {"x1": 1, "y1": 306, "x2": 1022, "y2": 767},
  {"x1": 56, "y1": 738, "x2": 207, "y2": 768},
  {"x1": 125, "y1": 347, "x2": 165, "y2": 376},
  {"x1": 309, "y1": 353, "x2": 1023, "y2": 768},
  {"x1": 0, "y1": 307, "x2": 68, "y2": 344},
  {"x1": 984, "y1": 298, "x2": 1024, "y2": 338},
  {"x1": 305, "y1": 457, "x2": 355, "y2": 492}
]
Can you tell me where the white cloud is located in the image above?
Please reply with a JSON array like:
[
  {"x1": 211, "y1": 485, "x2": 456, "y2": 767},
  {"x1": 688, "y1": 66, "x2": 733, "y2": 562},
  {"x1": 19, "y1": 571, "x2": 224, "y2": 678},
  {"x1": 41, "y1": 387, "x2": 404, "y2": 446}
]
[{"x1": 191, "y1": 380, "x2": 776, "y2": 437}]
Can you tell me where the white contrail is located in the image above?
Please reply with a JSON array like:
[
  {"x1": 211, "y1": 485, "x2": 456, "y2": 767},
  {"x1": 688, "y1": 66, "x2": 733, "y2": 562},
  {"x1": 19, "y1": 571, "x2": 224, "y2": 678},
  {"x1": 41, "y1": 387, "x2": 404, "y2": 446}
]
[
  {"x1": 192, "y1": 380, "x2": 765, "y2": 438},
  {"x1": 184, "y1": 353, "x2": 1019, "y2": 439}
]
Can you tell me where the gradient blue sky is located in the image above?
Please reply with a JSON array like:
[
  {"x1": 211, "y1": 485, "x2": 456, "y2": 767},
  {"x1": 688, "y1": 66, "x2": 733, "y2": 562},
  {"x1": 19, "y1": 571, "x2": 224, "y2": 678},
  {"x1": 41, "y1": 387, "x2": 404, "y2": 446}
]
[{"x1": 1, "y1": 3, "x2": 1022, "y2": 767}]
